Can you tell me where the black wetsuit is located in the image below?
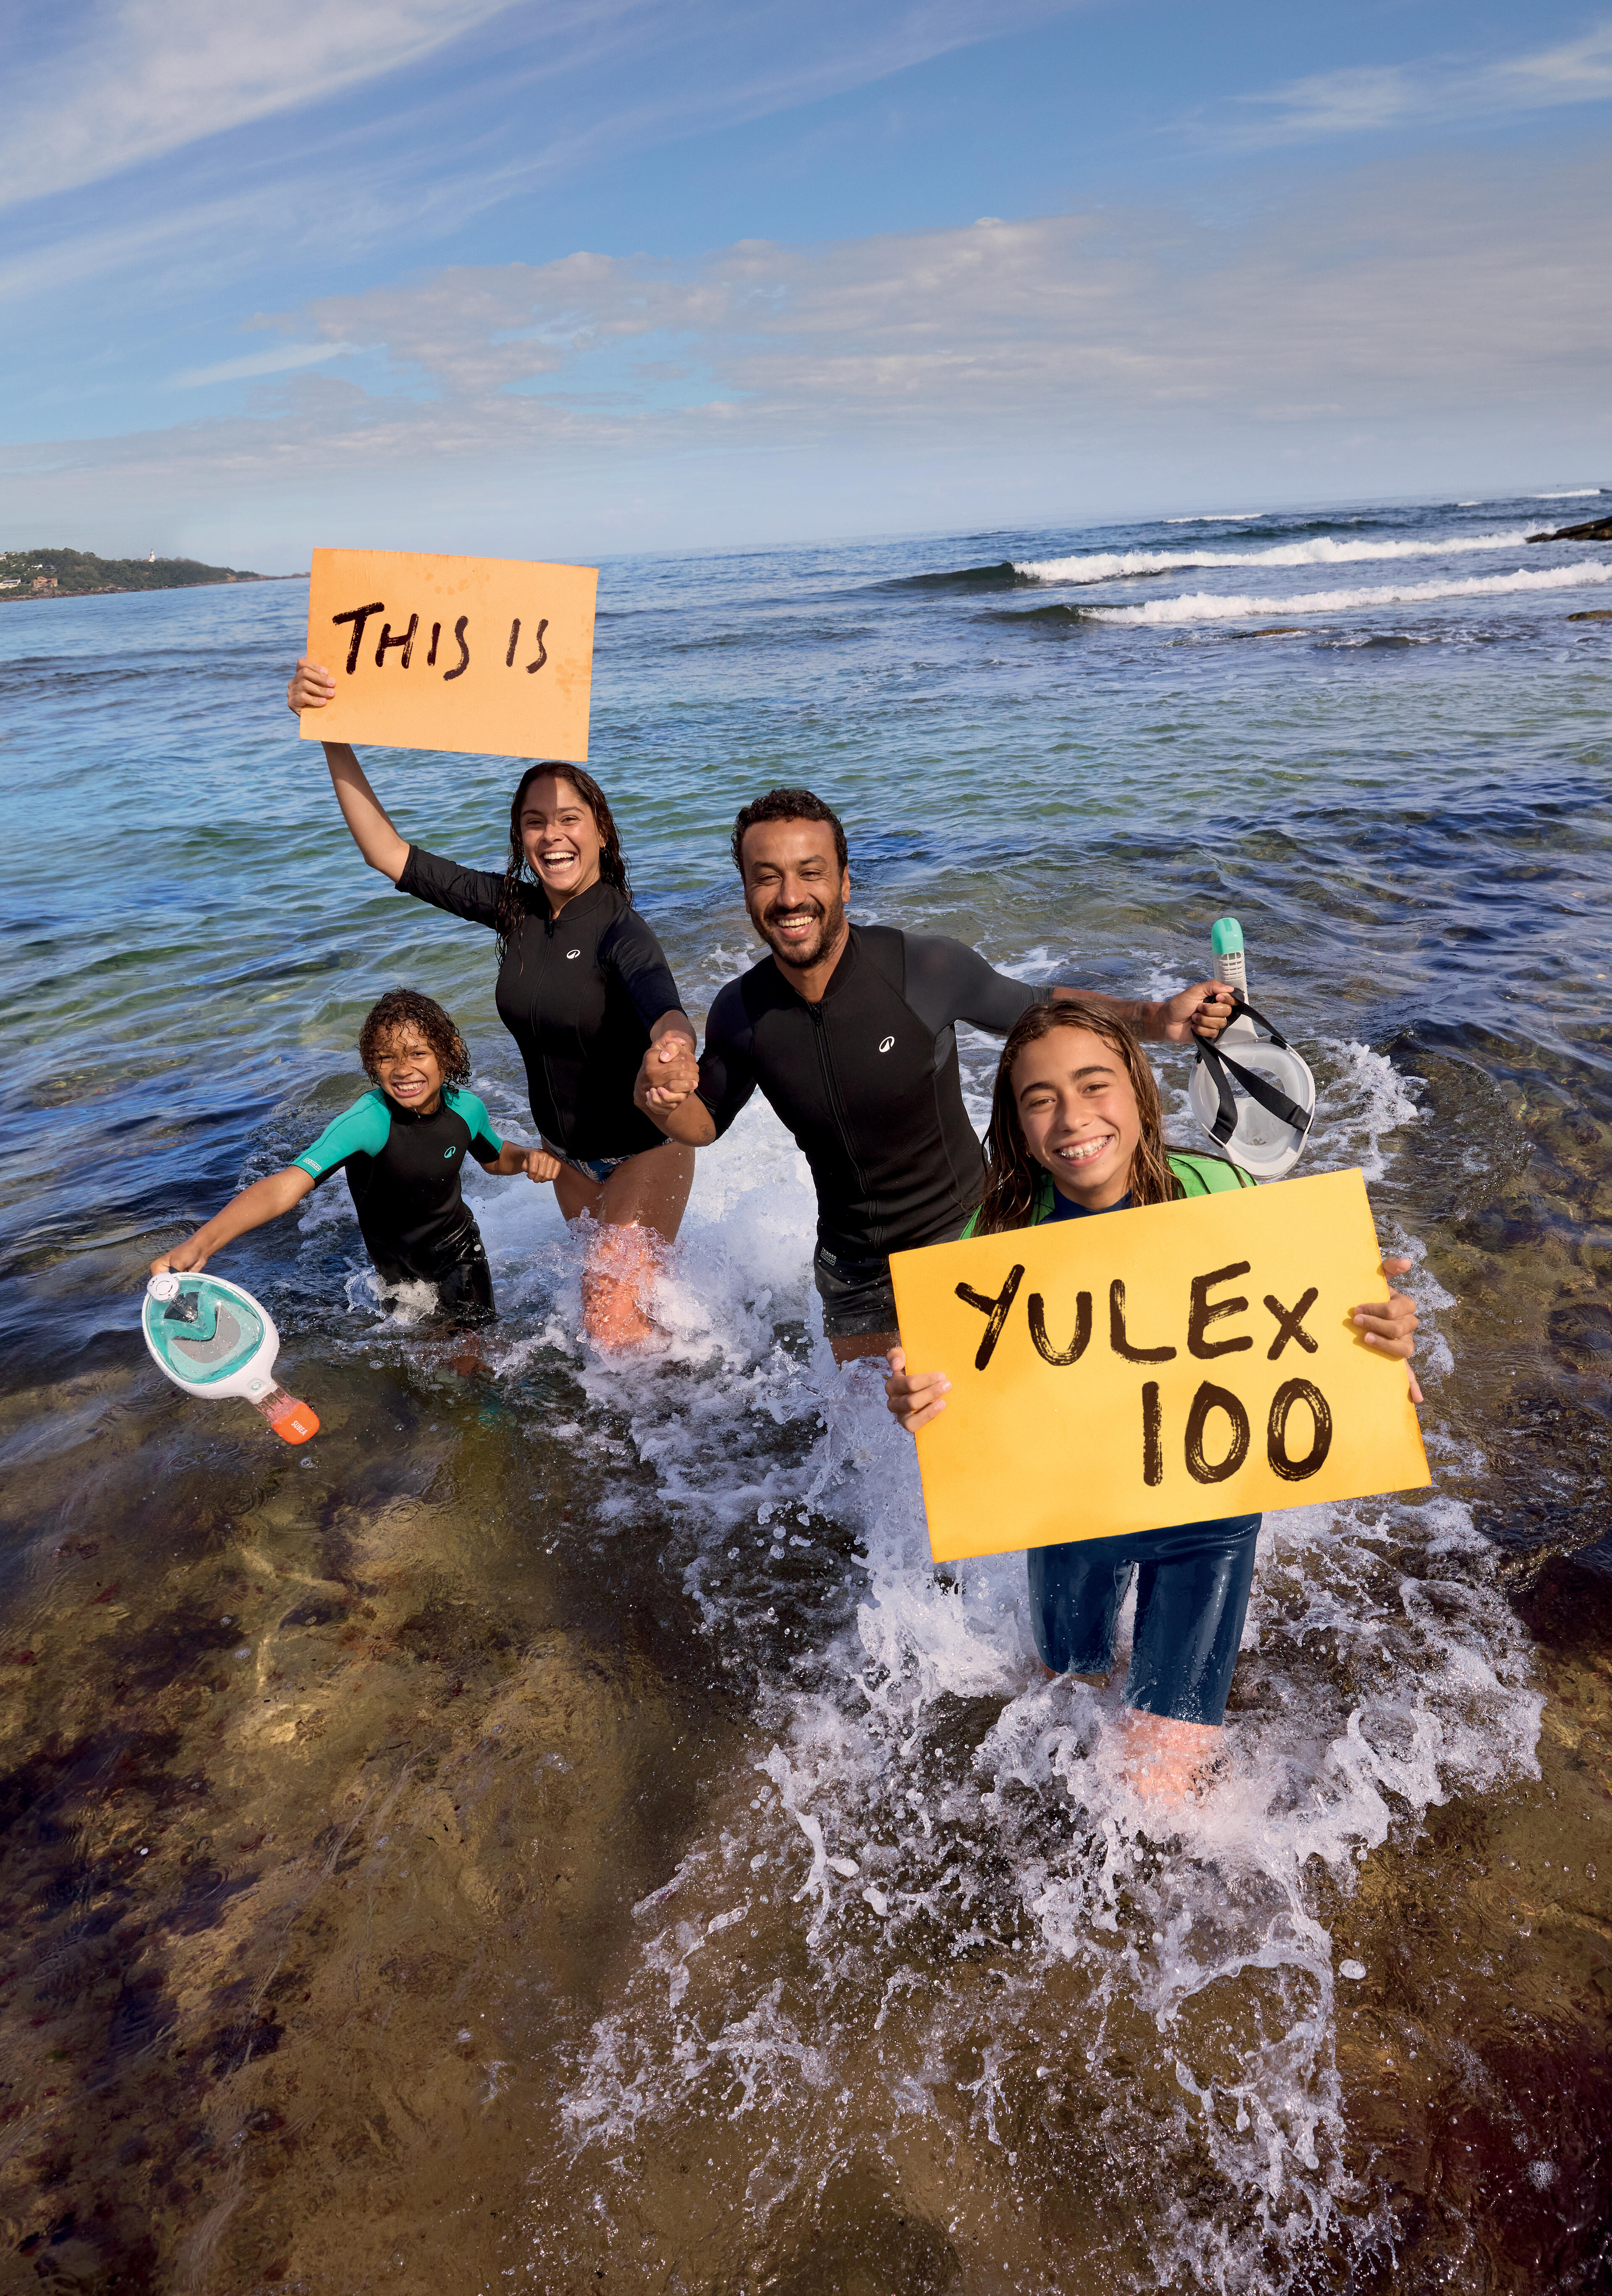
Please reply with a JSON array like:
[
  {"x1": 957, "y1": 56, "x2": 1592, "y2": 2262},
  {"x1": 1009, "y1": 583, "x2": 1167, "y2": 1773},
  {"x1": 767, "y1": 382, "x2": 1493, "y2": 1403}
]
[
  {"x1": 694, "y1": 925, "x2": 1044, "y2": 1331},
  {"x1": 295, "y1": 1084, "x2": 502, "y2": 1318},
  {"x1": 396, "y1": 849, "x2": 684, "y2": 1162}
]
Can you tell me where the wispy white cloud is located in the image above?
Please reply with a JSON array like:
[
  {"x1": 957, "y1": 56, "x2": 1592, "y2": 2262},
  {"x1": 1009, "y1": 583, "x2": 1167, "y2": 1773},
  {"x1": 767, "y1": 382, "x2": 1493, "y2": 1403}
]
[
  {"x1": 1, "y1": 0, "x2": 1087, "y2": 218},
  {"x1": 0, "y1": 0, "x2": 527, "y2": 209},
  {"x1": 1224, "y1": 18, "x2": 1612, "y2": 145},
  {"x1": 4, "y1": 148, "x2": 1608, "y2": 554},
  {"x1": 173, "y1": 341, "x2": 360, "y2": 389},
  {"x1": 277, "y1": 153, "x2": 1612, "y2": 433}
]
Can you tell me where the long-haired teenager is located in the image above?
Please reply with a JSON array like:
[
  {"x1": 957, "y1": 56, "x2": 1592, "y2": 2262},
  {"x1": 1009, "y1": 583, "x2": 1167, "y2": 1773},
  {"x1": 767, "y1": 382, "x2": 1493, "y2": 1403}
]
[{"x1": 884, "y1": 1000, "x2": 1422, "y2": 1799}]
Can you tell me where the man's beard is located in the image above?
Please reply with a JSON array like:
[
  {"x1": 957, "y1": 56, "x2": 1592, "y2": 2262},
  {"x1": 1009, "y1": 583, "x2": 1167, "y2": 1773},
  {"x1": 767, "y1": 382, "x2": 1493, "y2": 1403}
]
[{"x1": 754, "y1": 894, "x2": 846, "y2": 971}]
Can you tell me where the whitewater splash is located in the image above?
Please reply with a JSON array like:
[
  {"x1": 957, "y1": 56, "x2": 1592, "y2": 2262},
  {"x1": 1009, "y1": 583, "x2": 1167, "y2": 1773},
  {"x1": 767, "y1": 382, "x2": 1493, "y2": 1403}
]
[
  {"x1": 1015, "y1": 531, "x2": 1540, "y2": 585},
  {"x1": 1081, "y1": 559, "x2": 1612, "y2": 627},
  {"x1": 458, "y1": 1025, "x2": 1544, "y2": 2293}
]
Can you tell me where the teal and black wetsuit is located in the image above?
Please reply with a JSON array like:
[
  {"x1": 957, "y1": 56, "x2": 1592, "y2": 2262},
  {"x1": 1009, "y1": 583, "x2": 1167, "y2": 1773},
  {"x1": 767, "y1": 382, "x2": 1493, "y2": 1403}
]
[
  {"x1": 999, "y1": 1153, "x2": 1264, "y2": 1728},
  {"x1": 294, "y1": 1085, "x2": 503, "y2": 1321}
]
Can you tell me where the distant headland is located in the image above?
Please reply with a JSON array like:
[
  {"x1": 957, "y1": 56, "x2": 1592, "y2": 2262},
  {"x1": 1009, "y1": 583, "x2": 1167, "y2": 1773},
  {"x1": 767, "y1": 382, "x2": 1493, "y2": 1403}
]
[{"x1": 0, "y1": 548, "x2": 298, "y2": 602}]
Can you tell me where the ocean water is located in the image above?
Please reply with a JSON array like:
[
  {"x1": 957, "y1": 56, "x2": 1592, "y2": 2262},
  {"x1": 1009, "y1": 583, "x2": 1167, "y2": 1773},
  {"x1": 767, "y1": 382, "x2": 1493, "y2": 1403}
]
[{"x1": 2, "y1": 493, "x2": 1610, "y2": 2293}]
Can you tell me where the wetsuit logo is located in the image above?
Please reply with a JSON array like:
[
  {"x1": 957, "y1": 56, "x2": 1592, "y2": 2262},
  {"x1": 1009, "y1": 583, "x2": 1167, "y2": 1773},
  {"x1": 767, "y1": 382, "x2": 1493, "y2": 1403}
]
[
  {"x1": 878, "y1": 1035, "x2": 895, "y2": 1053},
  {"x1": 566, "y1": 949, "x2": 581, "y2": 959},
  {"x1": 444, "y1": 1147, "x2": 457, "y2": 1158}
]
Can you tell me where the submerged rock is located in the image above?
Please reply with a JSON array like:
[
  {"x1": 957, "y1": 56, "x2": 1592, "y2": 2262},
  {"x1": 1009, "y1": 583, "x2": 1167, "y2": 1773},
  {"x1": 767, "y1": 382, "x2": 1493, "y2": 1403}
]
[{"x1": 1567, "y1": 608, "x2": 1612, "y2": 621}]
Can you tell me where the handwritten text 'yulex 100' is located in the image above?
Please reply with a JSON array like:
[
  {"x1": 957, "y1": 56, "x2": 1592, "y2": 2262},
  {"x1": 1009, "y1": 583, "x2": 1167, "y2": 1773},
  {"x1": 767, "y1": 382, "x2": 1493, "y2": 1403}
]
[{"x1": 954, "y1": 1255, "x2": 1332, "y2": 1488}]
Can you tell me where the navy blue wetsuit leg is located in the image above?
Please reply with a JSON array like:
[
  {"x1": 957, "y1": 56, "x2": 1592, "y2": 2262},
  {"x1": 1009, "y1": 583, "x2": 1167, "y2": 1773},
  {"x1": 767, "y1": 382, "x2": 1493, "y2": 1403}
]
[
  {"x1": 1028, "y1": 1542, "x2": 1133, "y2": 1678},
  {"x1": 1028, "y1": 1514, "x2": 1261, "y2": 1726}
]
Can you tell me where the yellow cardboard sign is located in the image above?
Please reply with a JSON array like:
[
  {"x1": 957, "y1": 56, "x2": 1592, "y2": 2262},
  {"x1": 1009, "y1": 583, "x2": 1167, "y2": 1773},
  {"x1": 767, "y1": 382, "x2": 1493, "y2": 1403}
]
[
  {"x1": 301, "y1": 548, "x2": 597, "y2": 760},
  {"x1": 889, "y1": 1168, "x2": 1429, "y2": 1565}
]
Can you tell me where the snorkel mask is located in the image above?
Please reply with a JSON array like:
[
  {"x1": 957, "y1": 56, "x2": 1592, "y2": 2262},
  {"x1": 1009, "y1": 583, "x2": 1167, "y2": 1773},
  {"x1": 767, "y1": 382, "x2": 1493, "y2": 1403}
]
[
  {"x1": 142, "y1": 1273, "x2": 319, "y2": 1443},
  {"x1": 1187, "y1": 918, "x2": 1316, "y2": 1180}
]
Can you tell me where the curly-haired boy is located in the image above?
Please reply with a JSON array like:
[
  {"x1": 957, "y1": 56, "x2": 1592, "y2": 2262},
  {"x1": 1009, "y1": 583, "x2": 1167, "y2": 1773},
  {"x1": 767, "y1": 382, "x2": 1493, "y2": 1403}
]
[{"x1": 151, "y1": 988, "x2": 556, "y2": 1323}]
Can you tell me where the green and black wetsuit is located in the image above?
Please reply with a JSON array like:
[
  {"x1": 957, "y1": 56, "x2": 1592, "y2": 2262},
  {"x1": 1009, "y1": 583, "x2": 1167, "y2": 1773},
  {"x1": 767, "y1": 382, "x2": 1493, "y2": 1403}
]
[{"x1": 293, "y1": 1084, "x2": 503, "y2": 1321}]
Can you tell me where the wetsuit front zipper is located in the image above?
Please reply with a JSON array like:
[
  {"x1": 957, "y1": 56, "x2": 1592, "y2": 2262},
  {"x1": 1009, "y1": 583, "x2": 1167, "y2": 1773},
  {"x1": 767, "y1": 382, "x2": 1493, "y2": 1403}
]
[{"x1": 808, "y1": 1003, "x2": 874, "y2": 1247}]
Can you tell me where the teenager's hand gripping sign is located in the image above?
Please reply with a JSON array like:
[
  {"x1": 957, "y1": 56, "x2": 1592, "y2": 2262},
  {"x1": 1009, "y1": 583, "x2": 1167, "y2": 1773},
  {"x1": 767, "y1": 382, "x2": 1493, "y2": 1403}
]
[
  {"x1": 301, "y1": 549, "x2": 598, "y2": 760},
  {"x1": 889, "y1": 1169, "x2": 1429, "y2": 1565}
]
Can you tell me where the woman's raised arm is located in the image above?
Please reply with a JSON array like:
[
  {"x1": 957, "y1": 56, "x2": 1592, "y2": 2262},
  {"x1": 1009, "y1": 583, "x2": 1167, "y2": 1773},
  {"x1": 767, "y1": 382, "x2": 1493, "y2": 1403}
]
[{"x1": 288, "y1": 656, "x2": 410, "y2": 884}]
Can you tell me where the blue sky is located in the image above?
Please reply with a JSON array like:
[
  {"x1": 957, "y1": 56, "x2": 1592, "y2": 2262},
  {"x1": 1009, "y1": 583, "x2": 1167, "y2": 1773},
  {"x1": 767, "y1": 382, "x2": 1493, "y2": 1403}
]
[{"x1": 5, "y1": 1, "x2": 1610, "y2": 561}]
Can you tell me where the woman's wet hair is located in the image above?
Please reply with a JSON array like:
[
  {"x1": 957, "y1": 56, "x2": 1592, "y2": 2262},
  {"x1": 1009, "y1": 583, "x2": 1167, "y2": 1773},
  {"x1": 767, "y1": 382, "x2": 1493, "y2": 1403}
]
[
  {"x1": 972, "y1": 999, "x2": 1181, "y2": 1234},
  {"x1": 496, "y1": 763, "x2": 630, "y2": 960},
  {"x1": 359, "y1": 987, "x2": 472, "y2": 1091}
]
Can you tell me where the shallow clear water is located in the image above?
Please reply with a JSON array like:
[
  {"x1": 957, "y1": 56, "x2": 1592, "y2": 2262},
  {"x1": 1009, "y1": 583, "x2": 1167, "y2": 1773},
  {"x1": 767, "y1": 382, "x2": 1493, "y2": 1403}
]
[{"x1": 2, "y1": 495, "x2": 1610, "y2": 2293}]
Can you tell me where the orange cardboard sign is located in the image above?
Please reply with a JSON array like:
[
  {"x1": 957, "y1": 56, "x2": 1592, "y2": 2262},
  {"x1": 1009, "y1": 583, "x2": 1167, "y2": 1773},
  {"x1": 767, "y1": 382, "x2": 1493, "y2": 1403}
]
[
  {"x1": 889, "y1": 1168, "x2": 1429, "y2": 1565},
  {"x1": 300, "y1": 548, "x2": 597, "y2": 760}
]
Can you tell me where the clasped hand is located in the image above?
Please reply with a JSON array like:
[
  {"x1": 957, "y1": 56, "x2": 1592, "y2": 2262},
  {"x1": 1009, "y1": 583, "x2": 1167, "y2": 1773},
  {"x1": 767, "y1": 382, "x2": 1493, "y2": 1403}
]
[{"x1": 636, "y1": 1032, "x2": 699, "y2": 1113}]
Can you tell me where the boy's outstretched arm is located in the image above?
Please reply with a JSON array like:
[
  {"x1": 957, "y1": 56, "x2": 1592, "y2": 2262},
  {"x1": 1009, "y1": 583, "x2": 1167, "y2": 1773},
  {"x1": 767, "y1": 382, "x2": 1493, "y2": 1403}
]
[
  {"x1": 288, "y1": 657, "x2": 409, "y2": 883},
  {"x1": 150, "y1": 1167, "x2": 316, "y2": 1276}
]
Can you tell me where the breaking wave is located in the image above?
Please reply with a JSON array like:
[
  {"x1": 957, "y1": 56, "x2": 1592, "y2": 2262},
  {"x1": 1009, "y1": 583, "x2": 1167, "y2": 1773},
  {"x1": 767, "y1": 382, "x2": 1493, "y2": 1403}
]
[
  {"x1": 1082, "y1": 560, "x2": 1612, "y2": 626},
  {"x1": 1014, "y1": 532, "x2": 1540, "y2": 585},
  {"x1": 882, "y1": 561, "x2": 1022, "y2": 592}
]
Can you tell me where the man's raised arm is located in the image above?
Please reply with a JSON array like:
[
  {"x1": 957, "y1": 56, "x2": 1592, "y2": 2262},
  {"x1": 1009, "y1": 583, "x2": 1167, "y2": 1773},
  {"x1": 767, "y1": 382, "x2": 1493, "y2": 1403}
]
[
  {"x1": 912, "y1": 936, "x2": 1234, "y2": 1046},
  {"x1": 1050, "y1": 981, "x2": 1233, "y2": 1043}
]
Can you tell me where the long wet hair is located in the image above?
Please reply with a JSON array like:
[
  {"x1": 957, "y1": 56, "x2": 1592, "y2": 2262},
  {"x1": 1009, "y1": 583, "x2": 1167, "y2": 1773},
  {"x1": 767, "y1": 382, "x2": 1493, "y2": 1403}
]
[
  {"x1": 973, "y1": 999, "x2": 1182, "y2": 1235},
  {"x1": 495, "y1": 763, "x2": 631, "y2": 962},
  {"x1": 359, "y1": 987, "x2": 472, "y2": 1091}
]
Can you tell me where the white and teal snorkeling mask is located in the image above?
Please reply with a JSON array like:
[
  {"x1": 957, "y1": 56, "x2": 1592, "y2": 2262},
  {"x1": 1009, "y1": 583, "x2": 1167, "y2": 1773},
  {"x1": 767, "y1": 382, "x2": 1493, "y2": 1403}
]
[
  {"x1": 1187, "y1": 918, "x2": 1316, "y2": 1181},
  {"x1": 142, "y1": 1272, "x2": 319, "y2": 1443}
]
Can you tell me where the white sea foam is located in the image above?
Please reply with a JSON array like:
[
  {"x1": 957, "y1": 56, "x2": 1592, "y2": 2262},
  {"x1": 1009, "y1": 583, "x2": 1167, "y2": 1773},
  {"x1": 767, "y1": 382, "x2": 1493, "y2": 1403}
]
[
  {"x1": 1015, "y1": 532, "x2": 1537, "y2": 584},
  {"x1": 1531, "y1": 489, "x2": 1604, "y2": 498},
  {"x1": 521, "y1": 1037, "x2": 1540, "y2": 2290},
  {"x1": 1085, "y1": 559, "x2": 1612, "y2": 626}
]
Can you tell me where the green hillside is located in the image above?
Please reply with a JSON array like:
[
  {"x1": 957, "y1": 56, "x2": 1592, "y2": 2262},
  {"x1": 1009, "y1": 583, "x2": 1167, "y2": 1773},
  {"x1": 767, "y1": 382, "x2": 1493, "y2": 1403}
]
[{"x1": 0, "y1": 547, "x2": 274, "y2": 600}]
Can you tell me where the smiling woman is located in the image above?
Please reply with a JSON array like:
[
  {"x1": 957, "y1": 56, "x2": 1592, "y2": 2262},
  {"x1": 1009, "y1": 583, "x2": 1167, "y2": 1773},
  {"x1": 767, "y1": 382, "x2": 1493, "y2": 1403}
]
[{"x1": 286, "y1": 655, "x2": 697, "y2": 1348}]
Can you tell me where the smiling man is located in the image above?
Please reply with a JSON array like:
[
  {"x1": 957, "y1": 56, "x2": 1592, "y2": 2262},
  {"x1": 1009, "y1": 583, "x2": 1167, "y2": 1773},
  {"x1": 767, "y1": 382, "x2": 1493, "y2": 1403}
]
[{"x1": 636, "y1": 787, "x2": 1234, "y2": 1360}]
